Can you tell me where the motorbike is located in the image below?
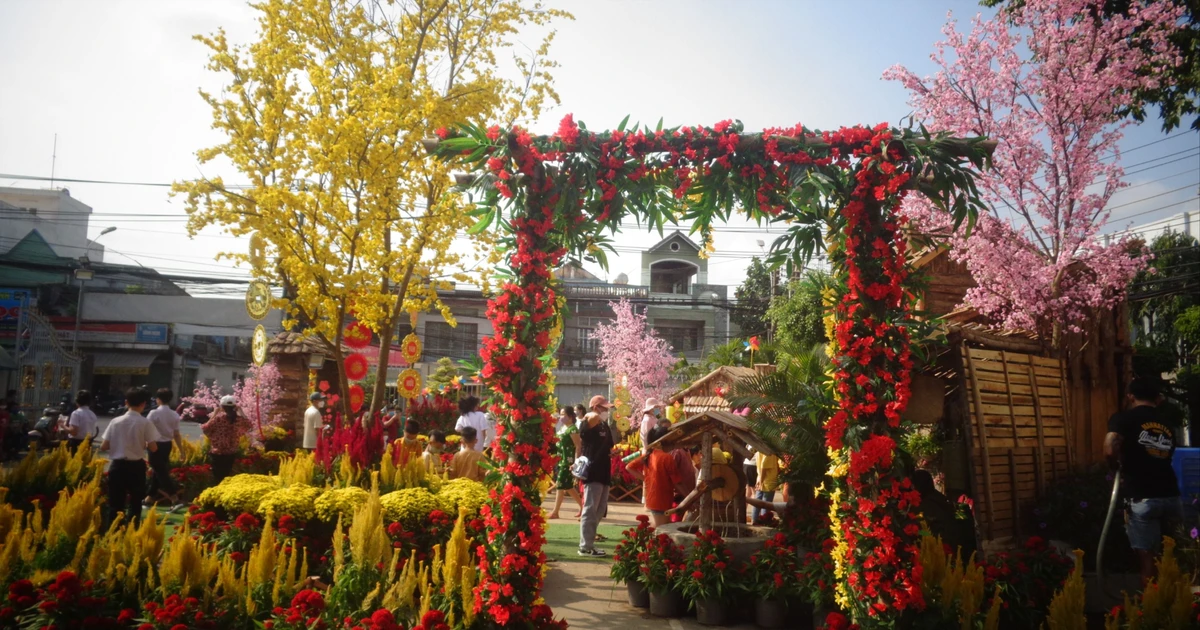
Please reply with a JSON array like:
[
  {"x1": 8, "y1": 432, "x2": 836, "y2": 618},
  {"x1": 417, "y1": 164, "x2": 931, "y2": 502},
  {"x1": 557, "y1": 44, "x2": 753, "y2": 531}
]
[{"x1": 28, "y1": 406, "x2": 65, "y2": 450}]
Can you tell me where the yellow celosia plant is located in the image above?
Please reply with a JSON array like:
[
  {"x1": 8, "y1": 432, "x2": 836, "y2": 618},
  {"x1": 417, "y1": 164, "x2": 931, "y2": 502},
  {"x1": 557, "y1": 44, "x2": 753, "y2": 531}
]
[
  {"x1": 1044, "y1": 550, "x2": 1086, "y2": 630},
  {"x1": 918, "y1": 534, "x2": 1003, "y2": 630},
  {"x1": 1105, "y1": 537, "x2": 1192, "y2": 630},
  {"x1": 348, "y1": 476, "x2": 390, "y2": 572},
  {"x1": 277, "y1": 450, "x2": 316, "y2": 486},
  {"x1": 158, "y1": 520, "x2": 221, "y2": 597}
]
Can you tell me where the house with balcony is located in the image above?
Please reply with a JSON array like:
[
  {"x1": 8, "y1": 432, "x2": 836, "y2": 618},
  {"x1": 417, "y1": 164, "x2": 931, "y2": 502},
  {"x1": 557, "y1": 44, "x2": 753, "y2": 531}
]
[{"x1": 375, "y1": 231, "x2": 731, "y2": 407}]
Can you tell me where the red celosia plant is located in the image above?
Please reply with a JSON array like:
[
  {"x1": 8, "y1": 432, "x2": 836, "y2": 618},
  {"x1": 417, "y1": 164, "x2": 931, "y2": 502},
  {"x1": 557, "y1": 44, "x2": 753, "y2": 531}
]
[
  {"x1": 676, "y1": 529, "x2": 738, "y2": 604},
  {"x1": 314, "y1": 412, "x2": 384, "y2": 472}
]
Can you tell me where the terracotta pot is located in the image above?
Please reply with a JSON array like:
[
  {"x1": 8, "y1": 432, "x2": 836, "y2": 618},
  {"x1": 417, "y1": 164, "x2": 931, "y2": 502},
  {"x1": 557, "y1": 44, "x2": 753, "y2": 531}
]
[
  {"x1": 755, "y1": 598, "x2": 788, "y2": 629},
  {"x1": 626, "y1": 581, "x2": 649, "y2": 608},
  {"x1": 696, "y1": 598, "x2": 729, "y2": 626},
  {"x1": 649, "y1": 589, "x2": 685, "y2": 618}
]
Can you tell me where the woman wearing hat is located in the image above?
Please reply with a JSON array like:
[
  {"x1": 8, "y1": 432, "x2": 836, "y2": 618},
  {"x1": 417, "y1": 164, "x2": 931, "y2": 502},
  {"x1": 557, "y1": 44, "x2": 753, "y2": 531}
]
[
  {"x1": 202, "y1": 395, "x2": 251, "y2": 484},
  {"x1": 638, "y1": 397, "x2": 664, "y2": 452}
]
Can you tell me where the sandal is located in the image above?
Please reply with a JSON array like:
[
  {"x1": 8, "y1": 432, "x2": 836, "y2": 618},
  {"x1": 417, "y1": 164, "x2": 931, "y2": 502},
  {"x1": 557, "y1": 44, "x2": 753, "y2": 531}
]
[{"x1": 594, "y1": 534, "x2": 608, "y2": 542}]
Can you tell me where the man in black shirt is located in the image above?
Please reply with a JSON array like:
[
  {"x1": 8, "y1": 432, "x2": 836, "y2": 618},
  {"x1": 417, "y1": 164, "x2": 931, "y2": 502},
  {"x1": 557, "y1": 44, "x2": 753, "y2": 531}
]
[
  {"x1": 577, "y1": 395, "x2": 615, "y2": 557},
  {"x1": 1105, "y1": 377, "x2": 1181, "y2": 583}
]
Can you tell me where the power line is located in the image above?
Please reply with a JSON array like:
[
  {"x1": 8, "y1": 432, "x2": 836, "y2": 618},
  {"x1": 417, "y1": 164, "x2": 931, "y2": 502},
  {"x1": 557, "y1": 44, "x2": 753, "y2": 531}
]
[{"x1": 1107, "y1": 184, "x2": 1198, "y2": 211}]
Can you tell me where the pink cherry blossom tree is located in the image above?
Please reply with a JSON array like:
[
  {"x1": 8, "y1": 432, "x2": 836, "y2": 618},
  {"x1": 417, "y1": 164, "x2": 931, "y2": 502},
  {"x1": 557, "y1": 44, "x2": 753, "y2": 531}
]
[
  {"x1": 885, "y1": 0, "x2": 1183, "y2": 342},
  {"x1": 233, "y1": 362, "x2": 287, "y2": 446},
  {"x1": 593, "y1": 298, "x2": 677, "y2": 408}
]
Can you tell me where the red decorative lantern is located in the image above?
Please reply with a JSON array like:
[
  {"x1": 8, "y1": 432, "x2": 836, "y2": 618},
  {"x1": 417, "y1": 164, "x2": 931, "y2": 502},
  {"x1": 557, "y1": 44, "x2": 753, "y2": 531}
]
[
  {"x1": 344, "y1": 353, "x2": 369, "y2": 381},
  {"x1": 343, "y1": 320, "x2": 372, "y2": 349},
  {"x1": 397, "y1": 368, "x2": 422, "y2": 400},
  {"x1": 348, "y1": 384, "x2": 365, "y2": 413},
  {"x1": 400, "y1": 333, "x2": 423, "y2": 365},
  {"x1": 318, "y1": 380, "x2": 331, "y2": 393}
]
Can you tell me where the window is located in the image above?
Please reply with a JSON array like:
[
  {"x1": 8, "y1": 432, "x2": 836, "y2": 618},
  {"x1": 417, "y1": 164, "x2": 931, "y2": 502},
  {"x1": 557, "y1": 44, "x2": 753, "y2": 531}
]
[
  {"x1": 670, "y1": 242, "x2": 680, "y2": 252},
  {"x1": 425, "y1": 322, "x2": 479, "y2": 360},
  {"x1": 654, "y1": 325, "x2": 701, "y2": 352},
  {"x1": 396, "y1": 321, "x2": 414, "y2": 340}
]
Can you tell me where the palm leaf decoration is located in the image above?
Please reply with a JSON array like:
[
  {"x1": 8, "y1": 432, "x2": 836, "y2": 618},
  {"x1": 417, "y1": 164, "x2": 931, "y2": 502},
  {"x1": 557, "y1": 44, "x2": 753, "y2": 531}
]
[{"x1": 726, "y1": 343, "x2": 833, "y2": 487}]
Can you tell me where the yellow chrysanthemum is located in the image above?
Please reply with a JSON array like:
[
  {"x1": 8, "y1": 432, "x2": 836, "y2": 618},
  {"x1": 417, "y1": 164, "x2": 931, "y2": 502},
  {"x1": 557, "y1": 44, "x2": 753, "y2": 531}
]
[
  {"x1": 436, "y1": 479, "x2": 488, "y2": 517},
  {"x1": 256, "y1": 484, "x2": 322, "y2": 522},
  {"x1": 314, "y1": 487, "x2": 370, "y2": 523},
  {"x1": 380, "y1": 488, "x2": 440, "y2": 527}
]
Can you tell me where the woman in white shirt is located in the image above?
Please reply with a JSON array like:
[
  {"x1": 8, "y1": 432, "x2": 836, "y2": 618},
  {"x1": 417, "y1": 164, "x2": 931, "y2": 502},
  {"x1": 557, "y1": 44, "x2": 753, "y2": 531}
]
[
  {"x1": 455, "y1": 396, "x2": 492, "y2": 450},
  {"x1": 66, "y1": 390, "x2": 98, "y2": 452}
]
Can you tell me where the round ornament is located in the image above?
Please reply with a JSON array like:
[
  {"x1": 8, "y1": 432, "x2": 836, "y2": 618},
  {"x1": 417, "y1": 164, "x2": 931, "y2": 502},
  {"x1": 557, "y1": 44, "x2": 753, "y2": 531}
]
[
  {"x1": 344, "y1": 353, "x2": 369, "y2": 381},
  {"x1": 397, "y1": 368, "x2": 422, "y2": 400},
  {"x1": 400, "y1": 333, "x2": 423, "y2": 365},
  {"x1": 343, "y1": 320, "x2": 372, "y2": 349},
  {"x1": 251, "y1": 325, "x2": 268, "y2": 366},
  {"x1": 245, "y1": 280, "x2": 271, "y2": 321},
  {"x1": 348, "y1": 384, "x2": 365, "y2": 413}
]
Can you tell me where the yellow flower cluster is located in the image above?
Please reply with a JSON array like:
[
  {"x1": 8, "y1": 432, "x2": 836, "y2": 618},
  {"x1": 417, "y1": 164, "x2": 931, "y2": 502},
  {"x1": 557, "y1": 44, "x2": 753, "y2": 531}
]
[
  {"x1": 0, "y1": 441, "x2": 103, "y2": 497},
  {"x1": 918, "y1": 534, "x2": 1001, "y2": 630},
  {"x1": 1105, "y1": 537, "x2": 1191, "y2": 630},
  {"x1": 1045, "y1": 550, "x2": 1086, "y2": 630},
  {"x1": 314, "y1": 486, "x2": 369, "y2": 523},
  {"x1": 197, "y1": 474, "x2": 281, "y2": 514},
  {"x1": 437, "y1": 479, "x2": 488, "y2": 516},
  {"x1": 170, "y1": 437, "x2": 207, "y2": 466},
  {"x1": 256, "y1": 484, "x2": 322, "y2": 522},
  {"x1": 381, "y1": 487, "x2": 440, "y2": 527},
  {"x1": 278, "y1": 450, "x2": 316, "y2": 486}
]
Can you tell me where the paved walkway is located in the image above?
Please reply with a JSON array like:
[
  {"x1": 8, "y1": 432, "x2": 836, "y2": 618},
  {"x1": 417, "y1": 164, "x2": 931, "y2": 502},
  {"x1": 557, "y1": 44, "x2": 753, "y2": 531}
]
[{"x1": 540, "y1": 500, "x2": 759, "y2": 630}]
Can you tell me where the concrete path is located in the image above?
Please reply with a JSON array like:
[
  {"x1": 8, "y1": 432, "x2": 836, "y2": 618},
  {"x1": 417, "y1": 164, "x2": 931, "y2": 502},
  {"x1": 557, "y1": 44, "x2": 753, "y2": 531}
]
[{"x1": 540, "y1": 500, "x2": 759, "y2": 630}]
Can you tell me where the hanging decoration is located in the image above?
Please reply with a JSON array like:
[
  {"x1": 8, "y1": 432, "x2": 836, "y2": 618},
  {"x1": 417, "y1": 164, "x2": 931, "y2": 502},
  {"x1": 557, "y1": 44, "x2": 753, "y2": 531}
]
[
  {"x1": 397, "y1": 368, "x2": 422, "y2": 400},
  {"x1": 343, "y1": 320, "x2": 372, "y2": 349},
  {"x1": 245, "y1": 280, "x2": 271, "y2": 321},
  {"x1": 348, "y1": 384, "x2": 365, "y2": 413},
  {"x1": 400, "y1": 332, "x2": 423, "y2": 365},
  {"x1": 251, "y1": 325, "x2": 269, "y2": 366},
  {"x1": 344, "y1": 353, "x2": 369, "y2": 381}
]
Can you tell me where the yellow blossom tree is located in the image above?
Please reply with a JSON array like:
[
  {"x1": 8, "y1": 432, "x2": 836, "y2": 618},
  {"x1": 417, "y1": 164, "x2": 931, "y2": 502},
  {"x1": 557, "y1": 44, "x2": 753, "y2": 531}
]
[{"x1": 173, "y1": 0, "x2": 567, "y2": 415}]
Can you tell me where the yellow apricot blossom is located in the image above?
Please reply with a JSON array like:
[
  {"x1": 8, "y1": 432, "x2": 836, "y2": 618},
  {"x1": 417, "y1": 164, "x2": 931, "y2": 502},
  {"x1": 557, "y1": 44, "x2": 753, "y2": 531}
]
[{"x1": 173, "y1": 0, "x2": 569, "y2": 413}]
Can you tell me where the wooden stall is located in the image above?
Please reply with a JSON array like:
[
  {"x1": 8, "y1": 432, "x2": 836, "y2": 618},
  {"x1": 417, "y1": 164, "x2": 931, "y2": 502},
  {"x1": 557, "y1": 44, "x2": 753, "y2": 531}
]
[{"x1": 910, "y1": 247, "x2": 1133, "y2": 546}]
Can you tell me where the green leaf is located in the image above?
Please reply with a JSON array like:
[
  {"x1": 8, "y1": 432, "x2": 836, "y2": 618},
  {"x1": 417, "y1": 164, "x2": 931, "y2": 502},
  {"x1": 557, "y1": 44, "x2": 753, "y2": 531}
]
[
  {"x1": 467, "y1": 209, "x2": 495, "y2": 235},
  {"x1": 618, "y1": 115, "x2": 630, "y2": 132},
  {"x1": 656, "y1": 118, "x2": 663, "y2": 132}
]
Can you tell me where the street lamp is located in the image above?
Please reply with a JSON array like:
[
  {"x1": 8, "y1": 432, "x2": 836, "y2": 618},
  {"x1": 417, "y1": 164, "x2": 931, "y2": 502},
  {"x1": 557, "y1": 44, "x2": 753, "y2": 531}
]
[{"x1": 74, "y1": 227, "x2": 116, "y2": 353}]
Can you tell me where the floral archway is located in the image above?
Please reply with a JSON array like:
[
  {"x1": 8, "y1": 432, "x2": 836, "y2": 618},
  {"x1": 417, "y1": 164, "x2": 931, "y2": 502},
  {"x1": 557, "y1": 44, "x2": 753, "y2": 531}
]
[{"x1": 427, "y1": 117, "x2": 992, "y2": 627}]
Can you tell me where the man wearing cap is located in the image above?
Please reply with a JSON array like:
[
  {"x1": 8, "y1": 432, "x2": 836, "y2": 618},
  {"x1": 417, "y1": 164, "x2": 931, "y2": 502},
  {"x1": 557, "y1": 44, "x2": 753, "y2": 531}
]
[
  {"x1": 303, "y1": 392, "x2": 327, "y2": 450},
  {"x1": 201, "y1": 395, "x2": 251, "y2": 484},
  {"x1": 578, "y1": 394, "x2": 616, "y2": 557}
]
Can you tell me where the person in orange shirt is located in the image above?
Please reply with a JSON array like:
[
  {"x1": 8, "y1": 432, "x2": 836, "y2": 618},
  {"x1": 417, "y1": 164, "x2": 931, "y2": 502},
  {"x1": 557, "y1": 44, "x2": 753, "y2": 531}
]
[
  {"x1": 450, "y1": 426, "x2": 486, "y2": 482},
  {"x1": 630, "y1": 427, "x2": 682, "y2": 526},
  {"x1": 397, "y1": 419, "x2": 424, "y2": 466}
]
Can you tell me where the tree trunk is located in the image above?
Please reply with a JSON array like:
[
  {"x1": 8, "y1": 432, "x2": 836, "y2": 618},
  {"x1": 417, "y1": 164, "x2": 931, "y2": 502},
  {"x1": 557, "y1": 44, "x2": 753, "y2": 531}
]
[{"x1": 369, "y1": 263, "x2": 417, "y2": 417}]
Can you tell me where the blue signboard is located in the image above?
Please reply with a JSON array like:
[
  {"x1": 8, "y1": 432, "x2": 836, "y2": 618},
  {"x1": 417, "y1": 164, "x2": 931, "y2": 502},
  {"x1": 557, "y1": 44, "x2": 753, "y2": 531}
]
[
  {"x1": 135, "y1": 323, "x2": 169, "y2": 344},
  {"x1": 0, "y1": 289, "x2": 31, "y2": 326}
]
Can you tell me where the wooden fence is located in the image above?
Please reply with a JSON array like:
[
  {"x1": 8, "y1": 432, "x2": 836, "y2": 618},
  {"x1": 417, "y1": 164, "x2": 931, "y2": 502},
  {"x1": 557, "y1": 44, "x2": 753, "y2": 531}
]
[{"x1": 961, "y1": 347, "x2": 1072, "y2": 542}]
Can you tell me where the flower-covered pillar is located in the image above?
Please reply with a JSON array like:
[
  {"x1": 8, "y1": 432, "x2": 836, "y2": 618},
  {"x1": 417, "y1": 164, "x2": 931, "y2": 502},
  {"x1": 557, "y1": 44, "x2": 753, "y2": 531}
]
[
  {"x1": 469, "y1": 132, "x2": 564, "y2": 628},
  {"x1": 823, "y1": 127, "x2": 924, "y2": 621}
]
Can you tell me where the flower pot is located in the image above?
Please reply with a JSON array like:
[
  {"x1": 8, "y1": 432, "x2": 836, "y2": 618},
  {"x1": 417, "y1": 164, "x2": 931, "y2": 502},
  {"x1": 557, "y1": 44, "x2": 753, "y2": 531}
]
[
  {"x1": 755, "y1": 598, "x2": 788, "y2": 629},
  {"x1": 696, "y1": 598, "x2": 729, "y2": 626},
  {"x1": 649, "y1": 589, "x2": 685, "y2": 618},
  {"x1": 626, "y1": 581, "x2": 649, "y2": 608}
]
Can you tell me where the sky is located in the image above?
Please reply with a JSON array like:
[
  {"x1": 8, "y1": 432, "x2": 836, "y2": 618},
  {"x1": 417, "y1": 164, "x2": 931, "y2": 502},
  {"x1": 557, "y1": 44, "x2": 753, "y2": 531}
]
[{"x1": 0, "y1": 0, "x2": 1197, "y2": 296}]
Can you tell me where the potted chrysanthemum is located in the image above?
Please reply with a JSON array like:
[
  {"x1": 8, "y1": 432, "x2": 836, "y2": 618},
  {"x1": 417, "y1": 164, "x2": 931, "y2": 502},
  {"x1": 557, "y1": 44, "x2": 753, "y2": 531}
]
[
  {"x1": 638, "y1": 533, "x2": 685, "y2": 617},
  {"x1": 611, "y1": 515, "x2": 655, "y2": 607},
  {"x1": 677, "y1": 529, "x2": 738, "y2": 625}
]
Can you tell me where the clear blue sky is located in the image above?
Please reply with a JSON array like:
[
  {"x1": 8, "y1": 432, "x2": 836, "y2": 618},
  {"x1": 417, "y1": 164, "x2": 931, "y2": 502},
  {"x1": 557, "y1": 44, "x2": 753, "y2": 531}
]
[{"x1": 0, "y1": 0, "x2": 1195, "y2": 292}]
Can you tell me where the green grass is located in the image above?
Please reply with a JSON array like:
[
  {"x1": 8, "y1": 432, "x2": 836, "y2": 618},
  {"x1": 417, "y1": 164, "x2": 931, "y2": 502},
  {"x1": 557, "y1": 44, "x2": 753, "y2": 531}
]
[
  {"x1": 543, "y1": 522, "x2": 625, "y2": 563},
  {"x1": 149, "y1": 506, "x2": 188, "y2": 536}
]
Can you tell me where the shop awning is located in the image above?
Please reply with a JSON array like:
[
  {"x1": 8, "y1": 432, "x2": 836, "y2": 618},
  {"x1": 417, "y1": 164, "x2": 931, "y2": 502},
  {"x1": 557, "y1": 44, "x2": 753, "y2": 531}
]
[{"x1": 92, "y1": 351, "x2": 159, "y2": 375}]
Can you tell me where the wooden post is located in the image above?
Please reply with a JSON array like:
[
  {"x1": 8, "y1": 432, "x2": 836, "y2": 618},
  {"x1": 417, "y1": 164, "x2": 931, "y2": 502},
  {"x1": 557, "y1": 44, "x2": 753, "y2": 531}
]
[
  {"x1": 963, "y1": 348, "x2": 996, "y2": 540},
  {"x1": 700, "y1": 432, "x2": 713, "y2": 534},
  {"x1": 1027, "y1": 361, "x2": 1047, "y2": 496},
  {"x1": 732, "y1": 452, "x2": 748, "y2": 526}
]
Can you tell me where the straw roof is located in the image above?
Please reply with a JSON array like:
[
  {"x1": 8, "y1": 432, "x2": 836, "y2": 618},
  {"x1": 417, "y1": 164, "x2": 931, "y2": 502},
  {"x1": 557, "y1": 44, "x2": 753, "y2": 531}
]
[
  {"x1": 268, "y1": 331, "x2": 327, "y2": 355},
  {"x1": 669, "y1": 366, "x2": 756, "y2": 404}
]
